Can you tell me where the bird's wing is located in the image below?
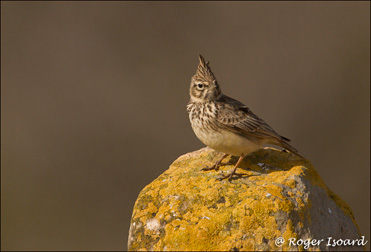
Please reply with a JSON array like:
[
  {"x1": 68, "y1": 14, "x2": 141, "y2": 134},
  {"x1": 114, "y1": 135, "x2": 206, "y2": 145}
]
[{"x1": 215, "y1": 95, "x2": 289, "y2": 142}]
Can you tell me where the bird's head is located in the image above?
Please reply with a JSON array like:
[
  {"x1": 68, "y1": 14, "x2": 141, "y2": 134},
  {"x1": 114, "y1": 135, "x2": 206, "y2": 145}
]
[{"x1": 189, "y1": 55, "x2": 222, "y2": 102}]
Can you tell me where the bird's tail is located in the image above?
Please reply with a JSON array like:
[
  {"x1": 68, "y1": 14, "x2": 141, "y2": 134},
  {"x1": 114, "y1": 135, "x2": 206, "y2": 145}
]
[{"x1": 278, "y1": 140, "x2": 305, "y2": 159}]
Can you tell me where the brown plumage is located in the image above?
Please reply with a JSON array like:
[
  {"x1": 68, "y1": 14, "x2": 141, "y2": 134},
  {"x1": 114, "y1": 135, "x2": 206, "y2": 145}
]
[
  {"x1": 194, "y1": 55, "x2": 217, "y2": 83},
  {"x1": 187, "y1": 55, "x2": 304, "y2": 180}
]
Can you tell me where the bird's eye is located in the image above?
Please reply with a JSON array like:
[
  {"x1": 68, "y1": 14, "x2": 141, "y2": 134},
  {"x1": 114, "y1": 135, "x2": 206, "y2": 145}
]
[{"x1": 197, "y1": 83, "x2": 204, "y2": 89}]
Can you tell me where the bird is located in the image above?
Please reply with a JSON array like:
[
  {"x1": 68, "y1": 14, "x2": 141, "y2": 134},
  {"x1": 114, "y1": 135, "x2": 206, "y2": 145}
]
[{"x1": 187, "y1": 55, "x2": 304, "y2": 181}]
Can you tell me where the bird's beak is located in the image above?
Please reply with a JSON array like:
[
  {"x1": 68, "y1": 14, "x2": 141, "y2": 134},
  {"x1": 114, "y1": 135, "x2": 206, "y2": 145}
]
[{"x1": 210, "y1": 83, "x2": 217, "y2": 89}]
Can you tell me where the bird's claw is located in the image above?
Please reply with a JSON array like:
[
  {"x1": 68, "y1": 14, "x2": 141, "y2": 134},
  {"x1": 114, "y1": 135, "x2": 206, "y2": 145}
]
[
  {"x1": 217, "y1": 173, "x2": 233, "y2": 181},
  {"x1": 201, "y1": 164, "x2": 219, "y2": 171}
]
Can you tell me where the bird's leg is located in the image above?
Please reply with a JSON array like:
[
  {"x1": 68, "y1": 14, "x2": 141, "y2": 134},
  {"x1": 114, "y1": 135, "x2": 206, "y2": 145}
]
[
  {"x1": 218, "y1": 155, "x2": 245, "y2": 181},
  {"x1": 202, "y1": 153, "x2": 229, "y2": 171}
]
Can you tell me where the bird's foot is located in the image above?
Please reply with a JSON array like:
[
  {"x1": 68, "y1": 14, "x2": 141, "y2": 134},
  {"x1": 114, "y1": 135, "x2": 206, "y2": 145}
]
[
  {"x1": 217, "y1": 172, "x2": 234, "y2": 181},
  {"x1": 217, "y1": 155, "x2": 245, "y2": 181},
  {"x1": 202, "y1": 164, "x2": 220, "y2": 171},
  {"x1": 217, "y1": 171, "x2": 244, "y2": 181},
  {"x1": 201, "y1": 153, "x2": 229, "y2": 172}
]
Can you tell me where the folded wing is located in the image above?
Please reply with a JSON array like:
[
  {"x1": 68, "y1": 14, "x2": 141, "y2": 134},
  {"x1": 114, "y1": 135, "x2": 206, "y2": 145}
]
[{"x1": 216, "y1": 95, "x2": 287, "y2": 142}]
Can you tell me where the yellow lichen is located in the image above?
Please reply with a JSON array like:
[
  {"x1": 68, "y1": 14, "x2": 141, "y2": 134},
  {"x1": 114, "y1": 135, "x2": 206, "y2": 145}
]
[{"x1": 128, "y1": 147, "x2": 362, "y2": 251}]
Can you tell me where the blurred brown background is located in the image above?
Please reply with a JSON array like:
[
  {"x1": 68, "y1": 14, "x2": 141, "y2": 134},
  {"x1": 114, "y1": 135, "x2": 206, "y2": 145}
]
[{"x1": 1, "y1": 1, "x2": 369, "y2": 251}]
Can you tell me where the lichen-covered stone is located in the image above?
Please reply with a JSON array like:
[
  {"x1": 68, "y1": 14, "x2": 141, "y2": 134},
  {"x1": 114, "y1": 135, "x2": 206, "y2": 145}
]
[{"x1": 128, "y1": 147, "x2": 363, "y2": 251}]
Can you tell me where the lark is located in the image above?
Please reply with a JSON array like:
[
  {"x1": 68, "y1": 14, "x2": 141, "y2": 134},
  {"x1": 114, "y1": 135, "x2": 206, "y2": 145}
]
[{"x1": 187, "y1": 55, "x2": 304, "y2": 180}]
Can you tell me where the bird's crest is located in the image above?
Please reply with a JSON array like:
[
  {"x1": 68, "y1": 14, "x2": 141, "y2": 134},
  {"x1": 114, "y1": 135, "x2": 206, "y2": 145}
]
[{"x1": 194, "y1": 55, "x2": 217, "y2": 83}]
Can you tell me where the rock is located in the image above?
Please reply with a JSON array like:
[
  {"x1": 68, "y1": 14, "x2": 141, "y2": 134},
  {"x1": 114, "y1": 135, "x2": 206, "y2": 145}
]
[{"x1": 128, "y1": 147, "x2": 364, "y2": 251}]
